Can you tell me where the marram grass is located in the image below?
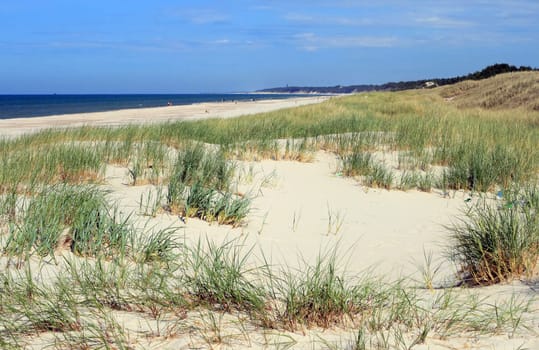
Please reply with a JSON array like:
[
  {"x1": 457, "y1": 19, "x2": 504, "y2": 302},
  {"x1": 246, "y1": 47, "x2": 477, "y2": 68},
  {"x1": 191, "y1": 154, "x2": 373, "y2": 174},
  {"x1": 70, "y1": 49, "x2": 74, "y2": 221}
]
[
  {"x1": 0, "y1": 240, "x2": 535, "y2": 348},
  {"x1": 448, "y1": 184, "x2": 539, "y2": 285},
  {"x1": 1, "y1": 89, "x2": 538, "y2": 192},
  {"x1": 3, "y1": 185, "x2": 132, "y2": 259}
]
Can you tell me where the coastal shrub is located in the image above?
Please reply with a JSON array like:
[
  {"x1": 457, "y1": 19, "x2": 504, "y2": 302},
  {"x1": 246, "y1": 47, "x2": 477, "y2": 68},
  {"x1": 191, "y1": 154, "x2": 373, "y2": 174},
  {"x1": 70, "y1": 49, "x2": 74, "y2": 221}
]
[{"x1": 448, "y1": 186, "x2": 539, "y2": 285}]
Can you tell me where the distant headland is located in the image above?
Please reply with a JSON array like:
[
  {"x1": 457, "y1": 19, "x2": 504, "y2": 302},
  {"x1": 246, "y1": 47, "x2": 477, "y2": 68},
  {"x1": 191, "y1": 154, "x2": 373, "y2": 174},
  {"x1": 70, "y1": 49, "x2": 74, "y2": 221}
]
[{"x1": 258, "y1": 63, "x2": 538, "y2": 94}]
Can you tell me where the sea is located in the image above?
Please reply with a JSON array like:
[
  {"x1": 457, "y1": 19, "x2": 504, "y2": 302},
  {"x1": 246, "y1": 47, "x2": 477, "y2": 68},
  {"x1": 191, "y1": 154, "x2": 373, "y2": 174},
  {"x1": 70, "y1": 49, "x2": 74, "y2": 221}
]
[{"x1": 0, "y1": 94, "x2": 305, "y2": 120}]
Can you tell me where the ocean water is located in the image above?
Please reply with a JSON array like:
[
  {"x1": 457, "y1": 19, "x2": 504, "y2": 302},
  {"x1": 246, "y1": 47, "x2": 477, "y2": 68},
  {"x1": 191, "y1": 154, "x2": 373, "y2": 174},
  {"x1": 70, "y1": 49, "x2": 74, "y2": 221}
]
[{"x1": 0, "y1": 94, "x2": 304, "y2": 119}]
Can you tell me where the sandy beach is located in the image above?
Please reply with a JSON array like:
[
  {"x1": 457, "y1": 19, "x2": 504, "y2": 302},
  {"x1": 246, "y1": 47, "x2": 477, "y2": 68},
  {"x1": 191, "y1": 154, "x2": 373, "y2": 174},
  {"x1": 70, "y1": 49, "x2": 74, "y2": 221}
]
[
  {"x1": 2, "y1": 91, "x2": 539, "y2": 349},
  {"x1": 0, "y1": 96, "x2": 329, "y2": 138}
]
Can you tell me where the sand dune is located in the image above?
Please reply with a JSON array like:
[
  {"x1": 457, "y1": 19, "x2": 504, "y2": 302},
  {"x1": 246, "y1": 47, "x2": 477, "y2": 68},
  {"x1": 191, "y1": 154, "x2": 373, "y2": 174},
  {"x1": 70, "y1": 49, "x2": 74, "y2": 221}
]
[{"x1": 3, "y1": 96, "x2": 539, "y2": 349}]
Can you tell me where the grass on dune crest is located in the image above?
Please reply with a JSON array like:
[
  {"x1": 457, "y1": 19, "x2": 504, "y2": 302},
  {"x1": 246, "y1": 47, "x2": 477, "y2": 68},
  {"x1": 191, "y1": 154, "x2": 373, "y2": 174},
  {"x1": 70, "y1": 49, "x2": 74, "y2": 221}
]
[
  {"x1": 2, "y1": 90, "x2": 538, "y2": 193},
  {"x1": 440, "y1": 71, "x2": 539, "y2": 110}
]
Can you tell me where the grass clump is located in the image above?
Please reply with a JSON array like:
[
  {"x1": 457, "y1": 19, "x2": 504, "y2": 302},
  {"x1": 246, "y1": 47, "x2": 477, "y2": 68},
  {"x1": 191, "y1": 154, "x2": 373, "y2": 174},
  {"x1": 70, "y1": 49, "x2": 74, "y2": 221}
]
[
  {"x1": 3, "y1": 185, "x2": 132, "y2": 259},
  {"x1": 443, "y1": 143, "x2": 529, "y2": 192},
  {"x1": 126, "y1": 141, "x2": 170, "y2": 185},
  {"x1": 209, "y1": 191, "x2": 252, "y2": 225},
  {"x1": 227, "y1": 137, "x2": 313, "y2": 161},
  {"x1": 0, "y1": 266, "x2": 83, "y2": 343},
  {"x1": 0, "y1": 143, "x2": 105, "y2": 188},
  {"x1": 0, "y1": 239, "x2": 536, "y2": 348},
  {"x1": 0, "y1": 262, "x2": 135, "y2": 349},
  {"x1": 170, "y1": 143, "x2": 234, "y2": 191},
  {"x1": 448, "y1": 185, "x2": 539, "y2": 285},
  {"x1": 166, "y1": 143, "x2": 250, "y2": 226},
  {"x1": 340, "y1": 152, "x2": 374, "y2": 177},
  {"x1": 365, "y1": 164, "x2": 394, "y2": 190},
  {"x1": 340, "y1": 152, "x2": 393, "y2": 189},
  {"x1": 167, "y1": 181, "x2": 251, "y2": 226},
  {"x1": 134, "y1": 227, "x2": 182, "y2": 264},
  {"x1": 183, "y1": 238, "x2": 266, "y2": 313},
  {"x1": 0, "y1": 184, "x2": 21, "y2": 223},
  {"x1": 266, "y1": 247, "x2": 375, "y2": 330}
]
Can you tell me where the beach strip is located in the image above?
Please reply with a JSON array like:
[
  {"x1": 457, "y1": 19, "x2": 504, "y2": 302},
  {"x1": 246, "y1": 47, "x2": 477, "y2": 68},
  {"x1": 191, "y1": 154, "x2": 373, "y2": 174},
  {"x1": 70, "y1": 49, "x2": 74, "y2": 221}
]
[{"x1": 0, "y1": 96, "x2": 330, "y2": 138}]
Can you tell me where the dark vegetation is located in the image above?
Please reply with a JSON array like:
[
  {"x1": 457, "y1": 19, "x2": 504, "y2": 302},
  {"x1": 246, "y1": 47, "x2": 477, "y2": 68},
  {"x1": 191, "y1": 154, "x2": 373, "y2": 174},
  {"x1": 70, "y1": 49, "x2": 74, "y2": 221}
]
[{"x1": 259, "y1": 63, "x2": 537, "y2": 94}]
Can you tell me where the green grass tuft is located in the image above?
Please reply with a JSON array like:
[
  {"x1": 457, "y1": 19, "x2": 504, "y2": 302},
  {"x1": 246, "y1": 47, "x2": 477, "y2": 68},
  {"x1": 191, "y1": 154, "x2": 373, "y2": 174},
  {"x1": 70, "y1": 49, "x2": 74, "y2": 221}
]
[{"x1": 448, "y1": 185, "x2": 539, "y2": 285}]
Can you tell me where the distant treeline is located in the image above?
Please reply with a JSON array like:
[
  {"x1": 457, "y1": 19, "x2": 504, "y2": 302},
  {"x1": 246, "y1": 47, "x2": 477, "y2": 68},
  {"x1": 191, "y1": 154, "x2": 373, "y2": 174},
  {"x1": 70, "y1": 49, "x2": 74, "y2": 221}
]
[{"x1": 258, "y1": 63, "x2": 538, "y2": 94}]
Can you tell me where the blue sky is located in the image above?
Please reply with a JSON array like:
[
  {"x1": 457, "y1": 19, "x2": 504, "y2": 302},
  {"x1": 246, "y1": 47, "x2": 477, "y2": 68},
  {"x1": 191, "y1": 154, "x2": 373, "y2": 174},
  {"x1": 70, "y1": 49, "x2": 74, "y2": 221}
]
[{"x1": 1, "y1": 0, "x2": 538, "y2": 93}]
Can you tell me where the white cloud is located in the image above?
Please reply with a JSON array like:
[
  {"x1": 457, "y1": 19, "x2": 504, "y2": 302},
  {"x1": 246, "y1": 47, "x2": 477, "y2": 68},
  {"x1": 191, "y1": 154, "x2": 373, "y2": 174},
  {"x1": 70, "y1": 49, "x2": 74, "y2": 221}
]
[
  {"x1": 284, "y1": 13, "x2": 374, "y2": 26},
  {"x1": 50, "y1": 39, "x2": 191, "y2": 52},
  {"x1": 294, "y1": 33, "x2": 398, "y2": 50},
  {"x1": 415, "y1": 16, "x2": 474, "y2": 28},
  {"x1": 168, "y1": 9, "x2": 230, "y2": 25}
]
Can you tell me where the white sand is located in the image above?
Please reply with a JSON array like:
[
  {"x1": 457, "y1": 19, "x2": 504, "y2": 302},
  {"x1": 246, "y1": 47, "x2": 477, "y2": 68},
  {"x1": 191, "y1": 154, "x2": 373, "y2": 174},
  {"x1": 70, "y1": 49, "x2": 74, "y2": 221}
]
[
  {"x1": 106, "y1": 152, "x2": 464, "y2": 278},
  {"x1": 101, "y1": 151, "x2": 539, "y2": 349}
]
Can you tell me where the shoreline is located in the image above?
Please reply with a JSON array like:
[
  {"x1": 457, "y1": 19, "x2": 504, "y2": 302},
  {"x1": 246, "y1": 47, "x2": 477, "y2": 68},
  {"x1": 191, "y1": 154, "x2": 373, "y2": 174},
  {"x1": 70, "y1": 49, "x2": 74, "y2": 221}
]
[{"x1": 0, "y1": 95, "x2": 330, "y2": 138}]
